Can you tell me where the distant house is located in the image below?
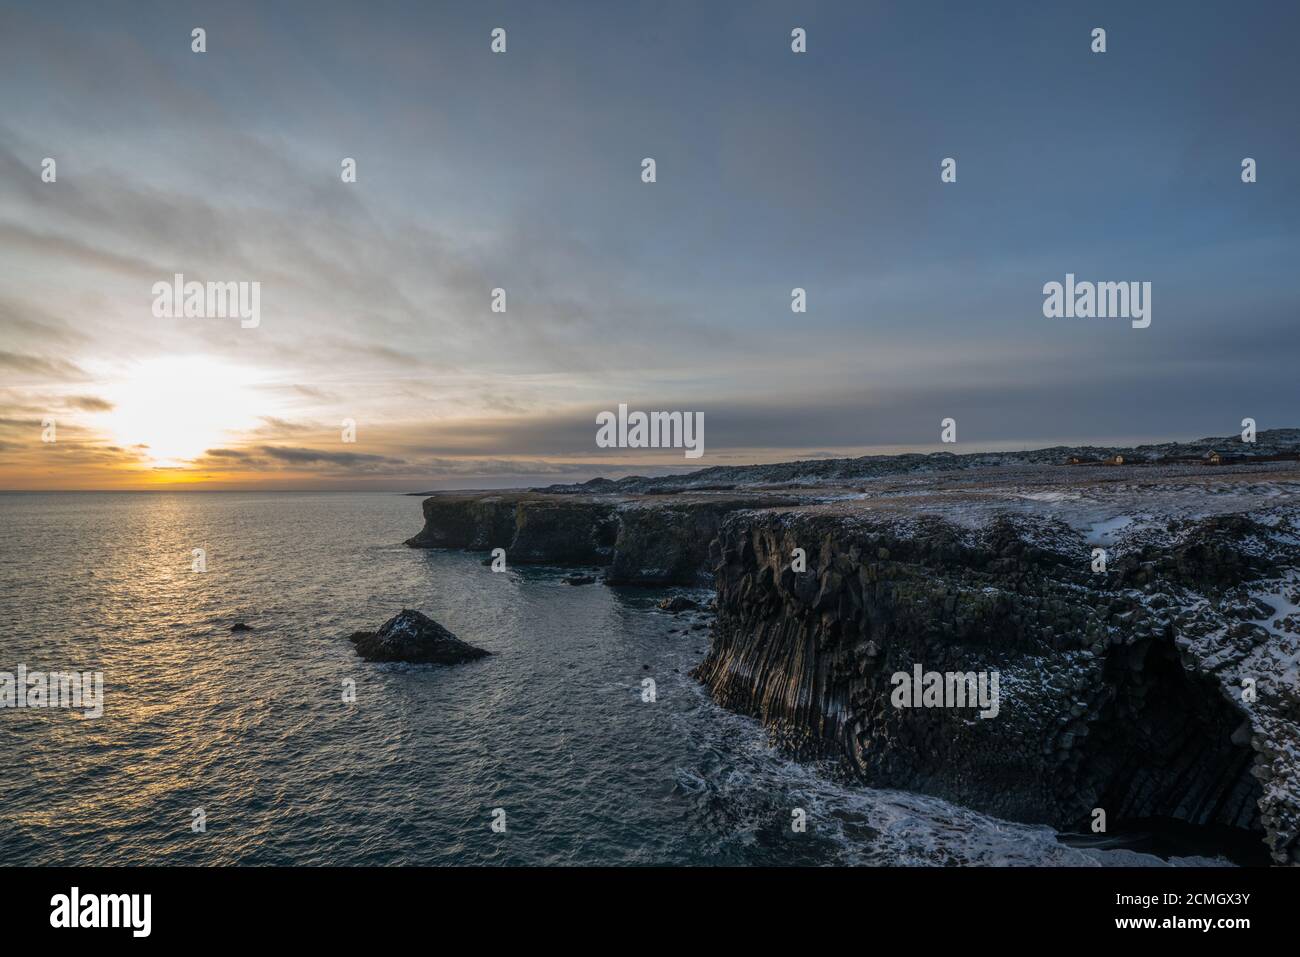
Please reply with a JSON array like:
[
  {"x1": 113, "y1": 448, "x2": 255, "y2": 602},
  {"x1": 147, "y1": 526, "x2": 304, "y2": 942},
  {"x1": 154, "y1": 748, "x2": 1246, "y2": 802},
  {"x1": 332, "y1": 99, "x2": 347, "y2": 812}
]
[
  {"x1": 1102, "y1": 454, "x2": 1124, "y2": 466},
  {"x1": 1066, "y1": 455, "x2": 1084, "y2": 465},
  {"x1": 1204, "y1": 450, "x2": 1223, "y2": 465}
]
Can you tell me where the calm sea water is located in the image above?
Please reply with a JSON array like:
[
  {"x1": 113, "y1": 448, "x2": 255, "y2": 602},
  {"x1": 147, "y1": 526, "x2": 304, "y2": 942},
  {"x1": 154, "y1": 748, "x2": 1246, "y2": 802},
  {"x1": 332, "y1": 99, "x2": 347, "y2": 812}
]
[{"x1": 0, "y1": 492, "x2": 1223, "y2": 866}]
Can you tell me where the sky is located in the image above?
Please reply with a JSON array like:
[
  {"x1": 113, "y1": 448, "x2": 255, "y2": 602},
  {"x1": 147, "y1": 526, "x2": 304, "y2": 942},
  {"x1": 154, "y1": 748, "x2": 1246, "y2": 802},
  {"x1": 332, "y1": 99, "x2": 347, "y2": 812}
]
[{"x1": 1, "y1": 0, "x2": 1297, "y2": 490}]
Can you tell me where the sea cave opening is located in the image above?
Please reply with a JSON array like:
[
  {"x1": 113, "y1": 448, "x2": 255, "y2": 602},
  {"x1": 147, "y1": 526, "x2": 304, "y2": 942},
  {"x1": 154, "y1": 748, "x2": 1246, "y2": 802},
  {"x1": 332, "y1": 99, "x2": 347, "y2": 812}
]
[{"x1": 1063, "y1": 637, "x2": 1267, "y2": 865}]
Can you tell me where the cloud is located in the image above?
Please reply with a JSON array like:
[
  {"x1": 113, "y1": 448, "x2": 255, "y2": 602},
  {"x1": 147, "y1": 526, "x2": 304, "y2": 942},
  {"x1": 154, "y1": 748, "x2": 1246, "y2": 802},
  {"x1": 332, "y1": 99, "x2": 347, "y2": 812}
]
[
  {"x1": 0, "y1": 351, "x2": 85, "y2": 381},
  {"x1": 197, "y1": 445, "x2": 406, "y2": 473},
  {"x1": 0, "y1": 296, "x2": 89, "y2": 348},
  {"x1": 255, "y1": 416, "x2": 318, "y2": 436},
  {"x1": 257, "y1": 445, "x2": 404, "y2": 466},
  {"x1": 66, "y1": 395, "x2": 113, "y2": 412}
]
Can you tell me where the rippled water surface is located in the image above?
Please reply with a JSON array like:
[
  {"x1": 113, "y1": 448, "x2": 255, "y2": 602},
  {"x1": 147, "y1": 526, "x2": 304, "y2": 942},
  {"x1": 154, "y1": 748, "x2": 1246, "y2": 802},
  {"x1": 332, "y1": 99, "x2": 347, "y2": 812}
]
[{"x1": 0, "y1": 492, "x2": 1222, "y2": 865}]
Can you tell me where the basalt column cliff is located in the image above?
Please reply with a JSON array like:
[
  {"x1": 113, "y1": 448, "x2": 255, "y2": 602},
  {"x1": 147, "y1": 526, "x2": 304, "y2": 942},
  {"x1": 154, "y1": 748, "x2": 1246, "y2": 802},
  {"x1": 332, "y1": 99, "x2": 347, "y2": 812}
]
[{"x1": 408, "y1": 433, "x2": 1300, "y2": 863}]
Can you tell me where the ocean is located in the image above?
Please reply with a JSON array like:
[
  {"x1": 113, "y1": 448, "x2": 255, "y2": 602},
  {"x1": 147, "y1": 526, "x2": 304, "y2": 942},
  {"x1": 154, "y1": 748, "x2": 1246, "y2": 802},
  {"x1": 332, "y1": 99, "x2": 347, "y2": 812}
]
[{"x1": 0, "y1": 491, "x2": 1224, "y2": 866}]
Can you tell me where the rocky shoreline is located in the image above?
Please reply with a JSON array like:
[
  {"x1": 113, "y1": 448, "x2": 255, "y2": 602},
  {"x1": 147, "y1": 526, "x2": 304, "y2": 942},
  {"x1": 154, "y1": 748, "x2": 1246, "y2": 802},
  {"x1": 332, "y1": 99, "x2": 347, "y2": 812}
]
[{"x1": 406, "y1": 430, "x2": 1300, "y2": 864}]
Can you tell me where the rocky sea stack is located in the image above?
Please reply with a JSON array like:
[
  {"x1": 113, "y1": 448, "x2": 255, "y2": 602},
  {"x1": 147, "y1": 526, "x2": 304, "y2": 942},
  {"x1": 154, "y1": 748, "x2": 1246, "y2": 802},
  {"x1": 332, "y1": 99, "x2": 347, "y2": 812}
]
[{"x1": 349, "y1": 609, "x2": 492, "y2": 665}]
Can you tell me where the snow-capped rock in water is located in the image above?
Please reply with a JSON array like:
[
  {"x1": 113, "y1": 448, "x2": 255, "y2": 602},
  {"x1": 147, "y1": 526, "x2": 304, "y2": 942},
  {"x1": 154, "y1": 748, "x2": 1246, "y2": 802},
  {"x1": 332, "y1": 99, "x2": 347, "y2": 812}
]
[{"x1": 349, "y1": 609, "x2": 491, "y2": 665}]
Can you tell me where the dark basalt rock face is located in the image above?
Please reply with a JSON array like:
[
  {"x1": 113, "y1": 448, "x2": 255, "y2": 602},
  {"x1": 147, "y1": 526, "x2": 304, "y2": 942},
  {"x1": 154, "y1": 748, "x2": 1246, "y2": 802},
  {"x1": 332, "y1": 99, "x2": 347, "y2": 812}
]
[
  {"x1": 605, "y1": 497, "x2": 795, "y2": 585},
  {"x1": 693, "y1": 507, "x2": 1300, "y2": 864},
  {"x1": 404, "y1": 495, "x2": 518, "y2": 549},
  {"x1": 510, "y1": 500, "x2": 619, "y2": 564},
  {"x1": 404, "y1": 492, "x2": 617, "y2": 563},
  {"x1": 349, "y1": 609, "x2": 492, "y2": 665},
  {"x1": 406, "y1": 490, "x2": 797, "y2": 584}
]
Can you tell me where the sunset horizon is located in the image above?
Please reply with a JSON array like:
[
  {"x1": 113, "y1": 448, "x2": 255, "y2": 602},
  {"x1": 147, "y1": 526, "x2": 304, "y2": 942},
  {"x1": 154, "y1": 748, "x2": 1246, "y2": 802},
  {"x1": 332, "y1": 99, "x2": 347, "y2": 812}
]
[{"x1": 1, "y1": 427, "x2": 1293, "y2": 492}]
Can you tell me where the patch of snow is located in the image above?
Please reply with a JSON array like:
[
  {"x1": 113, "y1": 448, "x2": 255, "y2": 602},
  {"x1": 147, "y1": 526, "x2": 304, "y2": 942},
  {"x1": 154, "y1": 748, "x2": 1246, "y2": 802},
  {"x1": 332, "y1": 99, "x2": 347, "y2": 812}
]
[
  {"x1": 1083, "y1": 515, "x2": 1135, "y2": 545},
  {"x1": 1016, "y1": 491, "x2": 1082, "y2": 503}
]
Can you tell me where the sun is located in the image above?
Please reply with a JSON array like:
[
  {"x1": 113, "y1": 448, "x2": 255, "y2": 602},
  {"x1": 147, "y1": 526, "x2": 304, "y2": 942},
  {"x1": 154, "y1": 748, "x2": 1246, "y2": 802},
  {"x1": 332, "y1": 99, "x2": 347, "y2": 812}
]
[{"x1": 98, "y1": 356, "x2": 267, "y2": 467}]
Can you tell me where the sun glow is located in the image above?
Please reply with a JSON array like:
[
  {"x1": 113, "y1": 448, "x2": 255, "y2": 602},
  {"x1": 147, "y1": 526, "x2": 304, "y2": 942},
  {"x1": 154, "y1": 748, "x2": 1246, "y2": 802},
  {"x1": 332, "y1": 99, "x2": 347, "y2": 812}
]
[{"x1": 98, "y1": 357, "x2": 267, "y2": 468}]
